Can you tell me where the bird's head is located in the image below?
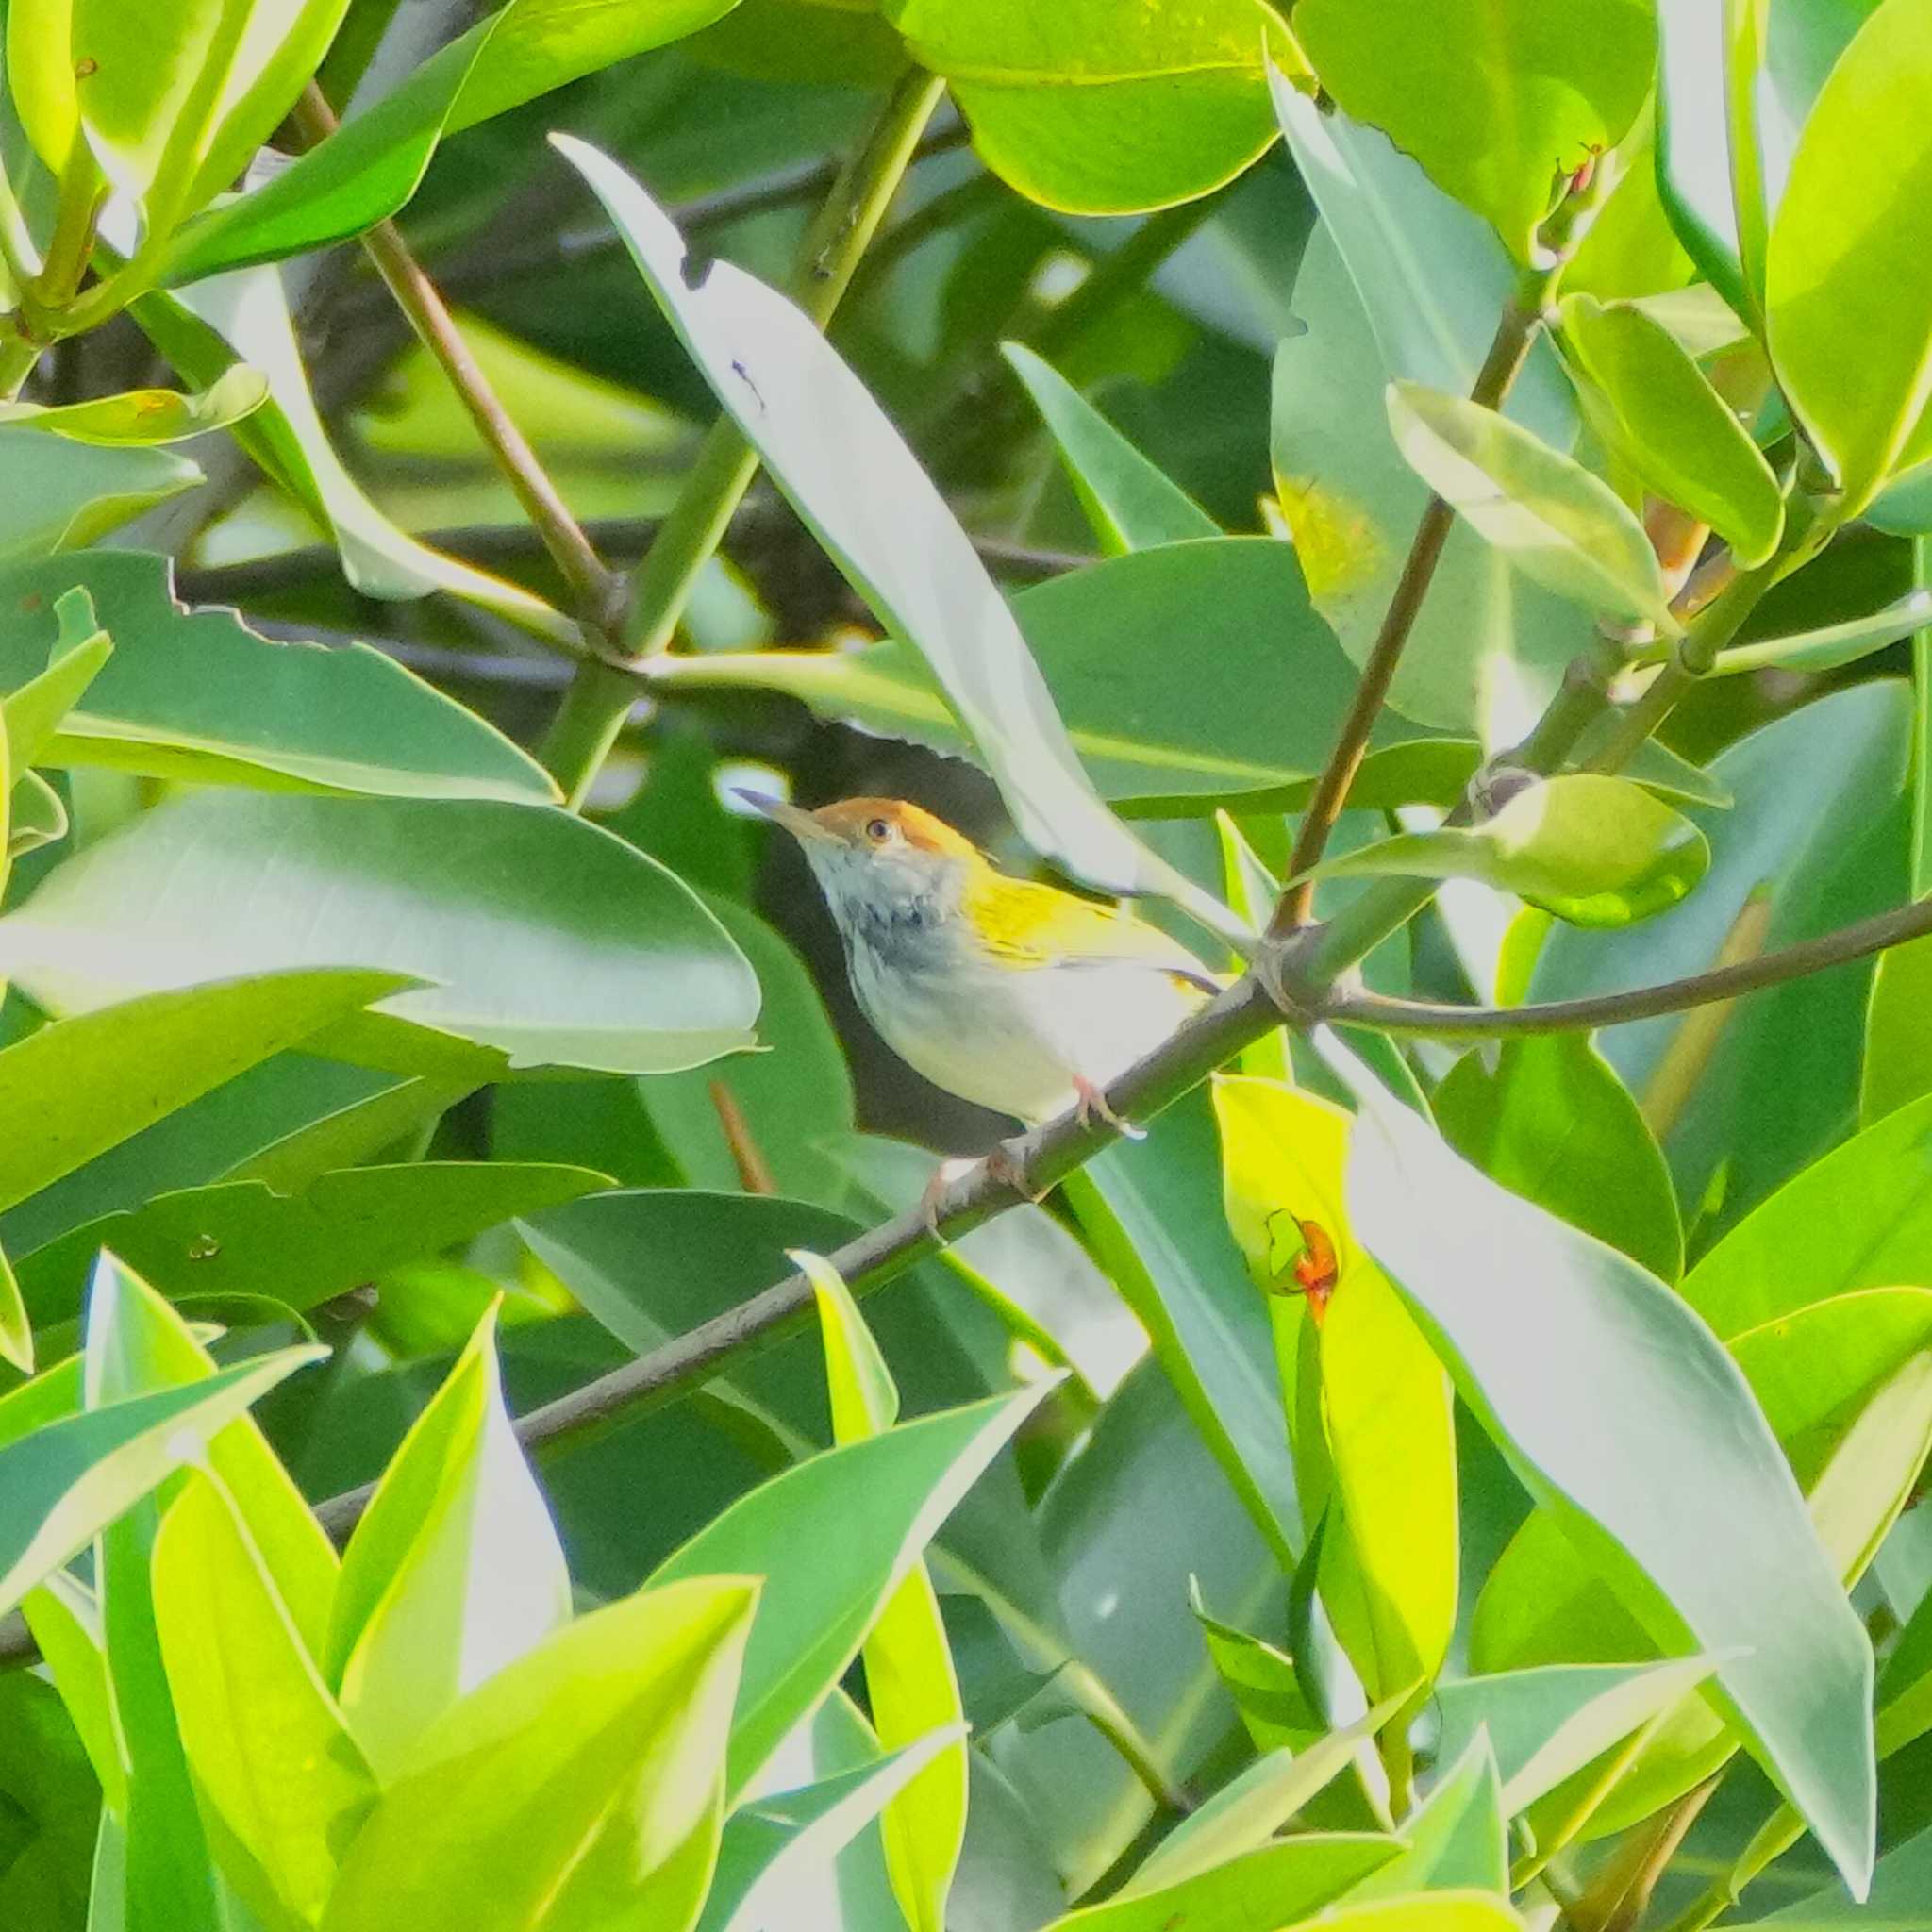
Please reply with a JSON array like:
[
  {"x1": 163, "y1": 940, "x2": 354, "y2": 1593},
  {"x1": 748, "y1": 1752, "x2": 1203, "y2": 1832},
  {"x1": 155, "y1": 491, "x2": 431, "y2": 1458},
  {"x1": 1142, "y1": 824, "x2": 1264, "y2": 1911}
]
[{"x1": 737, "y1": 791, "x2": 984, "y2": 934}]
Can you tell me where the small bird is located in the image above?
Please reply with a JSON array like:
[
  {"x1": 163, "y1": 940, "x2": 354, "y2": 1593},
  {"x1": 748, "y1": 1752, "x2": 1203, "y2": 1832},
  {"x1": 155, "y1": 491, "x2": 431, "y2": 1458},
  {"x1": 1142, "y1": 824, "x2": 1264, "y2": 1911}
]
[{"x1": 741, "y1": 792, "x2": 1220, "y2": 1158}]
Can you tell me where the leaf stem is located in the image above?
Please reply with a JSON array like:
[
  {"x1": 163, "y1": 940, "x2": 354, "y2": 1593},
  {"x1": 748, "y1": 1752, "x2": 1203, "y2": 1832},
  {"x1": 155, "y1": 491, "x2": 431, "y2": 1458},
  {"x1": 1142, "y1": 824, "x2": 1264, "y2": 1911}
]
[
  {"x1": 1273, "y1": 166, "x2": 1603, "y2": 932},
  {"x1": 539, "y1": 65, "x2": 947, "y2": 808},
  {"x1": 290, "y1": 83, "x2": 620, "y2": 633}
]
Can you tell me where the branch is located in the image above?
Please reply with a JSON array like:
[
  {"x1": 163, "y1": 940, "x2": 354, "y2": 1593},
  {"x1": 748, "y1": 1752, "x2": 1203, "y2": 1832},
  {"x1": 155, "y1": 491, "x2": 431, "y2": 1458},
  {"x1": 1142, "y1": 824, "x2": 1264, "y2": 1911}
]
[
  {"x1": 1329, "y1": 893, "x2": 1932, "y2": 1037},
  {"x1": 291, "y1": 84, "x2": 620, "y2": 634},
  {"x1": 1273, "y1": 166, "x2": 1604, "y2": 933}
]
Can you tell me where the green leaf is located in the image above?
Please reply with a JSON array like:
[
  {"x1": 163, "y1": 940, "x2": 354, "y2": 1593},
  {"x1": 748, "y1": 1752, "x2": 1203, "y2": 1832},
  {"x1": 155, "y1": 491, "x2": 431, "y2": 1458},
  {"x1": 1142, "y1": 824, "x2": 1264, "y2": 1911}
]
[
  {"x1": 0, "y1": 1669, "x2": 102, "y2": 1927},
  {"x1": 1707, "y1": 589, "x2": 1932, "y2": 680},
  {"x1": 1435, "y1": 1035, "x2": 1682, "y2": 1280},
  {"x1": 1047, "y1": 1833, "x2": 1398, "y2": 1932},
  {"x1": 1758, "y1": 1824, "x2": 1932, "y2": 1927},
  {"x1": 1325, "y1": 1034, "x2": 1877, "y2": 1898},
  {"x1": 1307, "y1": 775, "x2": 1707, "y2": 929},
  {"x1": 0, "y1": 367, "x2": 268, "y2": 446},
  {"x1": 0, "y1": 791, "x2": 760, "y2": 1077},
  {"x1": 1270, "y1": 79, "x2": 1589, "y2": 738},
  {"x1": 651, "y1": 1379, "x2": 1056, "y2": 1800},
  {"x1": 0, "y1": 1231, "x2": 25, "y2": 1375},
  {"x1": 152, "y1": 1472, "x2": 377, "y2": 1931},
  {"x1": 1532, "y1": 683, "x2": 1912, "y2": 1224},
  {"x1": 1002, "y1": 343, "x2": 1220, "y2": 552},
  {"x1": 1295, "y1": 0, "x2": 1654, "y2": 259},
  {"x1": 0, "y1": 969, "x2": 408, "y2": 1214},
  {"x1": 162, "y1": 0, "x2": 745, "y2": 285},
  {"x1": 1387, "y1": 381, "x2": 1676, "y2": 629},
  {"x1": 326, "y1": 1304, "x2": 572, "y2": 1778},
  {"x1": 1429, "y1": 1657, "x2": 1722, "y2": 1820},
  {"x1": 1065, "y1": 1090, "x2": 1301, "y2": 1567},
  {"x1": 3, "y1": 583, "x2": 114, "y2": 773},
  {"x1": 0, "y1": 552, "x2": 558, "y2": 802},
  {"x1": 1191, "y1": 1581, "x2": 1324, "y2": 1753},
  {"x1": 553, "y1": 139, "x2": 1238, "y2": 936},
  {"x1": 1767, "y1": 0, "x2": 1932, "y2": 513},
  {"x1": 15, "y1": 1162, "x2": 607, "y2": 1325},
  {"x1": 804, "y1": 1253, "x2": 966, "y2": 1932},
  {"x1": 885, "y1": 0, "x2": 1288, "y2": 214},
  {"x1": 1559, "y1": 294, "x2": 1785, "y2": 566},
  {"x1": 649, "y1": 541, "x2": 1471, "y2": 816},
  {"x1": 1356, "y1": 1734, "x2": 1506, "y2": 1897},
  {"x1": 148, "y1": 272, "x2": 575, "y2": 648},
  {"x1": 1214, "y1": 1077, "x2": 1457, "y2": 1701},
  {"x1": 320, "y1": 1576, "x2": 759, "y2": 1932},
  {"x1": 0, "y1": 430, "x2": 201, "y2": 564}
]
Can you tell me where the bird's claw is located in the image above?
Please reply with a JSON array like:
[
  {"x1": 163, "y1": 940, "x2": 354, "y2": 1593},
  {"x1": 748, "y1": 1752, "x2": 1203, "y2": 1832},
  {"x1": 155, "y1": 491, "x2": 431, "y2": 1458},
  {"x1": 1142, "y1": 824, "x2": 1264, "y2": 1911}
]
[
  {"x1": 986, "y1": 1138, "x2": 1051, "y2": 1203},
  {"x1": 917, "y1": 1156, "x2": 976, "y2": 1236},
  {"x1": 1074, "y1": 1075, "x2": 1145, "y2": 1141}
]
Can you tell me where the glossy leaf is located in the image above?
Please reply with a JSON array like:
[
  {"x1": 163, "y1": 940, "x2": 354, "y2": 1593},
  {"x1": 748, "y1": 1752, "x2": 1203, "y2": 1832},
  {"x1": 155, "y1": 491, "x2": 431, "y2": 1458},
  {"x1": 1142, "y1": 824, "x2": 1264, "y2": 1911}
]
[
  {"x1": 1003, "y1": 343, "x2": 1219, "y2": 552},
  {"x1": 1355, "y1": 1734, "x2": 1506, "y2": 1897},
  {"x1": 1709, "y1": 590, "x2": 1932, "y2": 680},
  {"x1": 1434, "y1": 1036, "x2": 1682, "y2": 1280},
  {"x1": 0, "y1": 430, "x2": 201, "y2": 565},
  {"x1": 554, "y1": 139, "x2": 1238, "y2": 936},
  {"x1": 1271, "y1": 78, "x2": 1589, "y2": 739},
  {"x1": 1560, "y1": 294, "x2": 1785, "y2": 566},
  {"x1": 0, "y1": 969, "x2": 408, "y2": 1214},
  {"x1": 0, "y1": 552, "x2": 558, "y2": 802},
  {"x1": 152, "y1": 1472, "x2": 377, "y2": 1930},
  {"x1": 15, "y1": 1161, "x2": 608, "y2": 1324},
  {"x1": 1388, "y1": 380, "x2": 1676, "y2": 629},
  {"x1": 649, "y1": 540, "x2": 1470, "y2": 815},
  {"x1": 1327, "y1": 1033, "x2": 1876, "y2": 1897},
  {"x1": 887, "y1": 0, "x2": 1289, "y2": 214},
  {"x1": 805, "y1": 1253, "x2": 966, "y2": 1932},
  {"x1": 0, "y1": 367, "x2": 268, "y2": 446},
  {"x1": 2, "y1": 582, "x2": 113, "y2": 772},
  {"x1": 0, "y1": 1233, "x2": 25, "y2": 1375},
  {"x1": 327, "y1": 1304, "x2": 572, "y2": 1777},
  {"x1": 0, "y1": 791, "x2": 760, "y2": 1076},
  {"x1": 1766, "y1": 0, "x2": 1932, "y2": 514},
  {"x1": 652, "y1": 1379, "x2": 1056, "y2": 1798},
  {"x1": 1296, "y1": 0, "x2": 1654, "y2": 258},
  {"x1": 321, "y1": 1576, "x2": 758, "y2": 1932}
]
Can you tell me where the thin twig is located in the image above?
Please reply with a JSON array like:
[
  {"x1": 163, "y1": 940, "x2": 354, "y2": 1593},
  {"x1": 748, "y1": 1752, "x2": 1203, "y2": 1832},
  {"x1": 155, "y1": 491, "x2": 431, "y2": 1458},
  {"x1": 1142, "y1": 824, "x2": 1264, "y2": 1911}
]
[
  {"x1": 291, "y1": 83, "x2": 621, "y2": 635},
  {"x1": 709, "y1": 1081, "x2": 777, "y2": 1195},
  {"x1": 1329, "y1": 892, "x2": 1932, "y2": 1038}
]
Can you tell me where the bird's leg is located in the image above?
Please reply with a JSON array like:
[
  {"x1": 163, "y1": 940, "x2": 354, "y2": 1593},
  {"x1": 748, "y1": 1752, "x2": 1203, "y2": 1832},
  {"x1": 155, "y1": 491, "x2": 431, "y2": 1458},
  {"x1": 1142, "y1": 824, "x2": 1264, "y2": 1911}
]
[
  {"x1": 1074, "y1": 1075, "x2": 1146, "y2": 1141},
  {"x1": 984, "y1": 1136, "x2": 1052, "y2": 1202},
  {"x1": 917, "y1": 1156, "x2": 976, "y2": 1236}
]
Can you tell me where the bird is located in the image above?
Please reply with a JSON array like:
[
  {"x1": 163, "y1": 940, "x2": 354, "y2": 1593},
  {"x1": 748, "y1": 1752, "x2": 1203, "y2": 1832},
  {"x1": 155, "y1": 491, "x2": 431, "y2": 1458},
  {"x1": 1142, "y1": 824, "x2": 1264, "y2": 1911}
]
[{"x1": 740, "y1": 792, "x2": 1220, "y2": 1198}]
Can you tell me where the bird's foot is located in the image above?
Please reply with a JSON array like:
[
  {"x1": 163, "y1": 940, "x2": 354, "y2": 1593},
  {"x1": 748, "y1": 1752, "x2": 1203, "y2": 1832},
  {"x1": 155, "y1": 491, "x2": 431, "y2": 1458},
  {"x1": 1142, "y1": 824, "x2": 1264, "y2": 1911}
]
[
  {"x1": 1074, "y1": 1075, "x2": 1146, "y2": 1141},
  {"x1": 985, "y1": 1137, "x2": 1052, "y2": 1203},
  {"x1": 917, "y1": 1157, "x2": 977, "y2": 1236}
]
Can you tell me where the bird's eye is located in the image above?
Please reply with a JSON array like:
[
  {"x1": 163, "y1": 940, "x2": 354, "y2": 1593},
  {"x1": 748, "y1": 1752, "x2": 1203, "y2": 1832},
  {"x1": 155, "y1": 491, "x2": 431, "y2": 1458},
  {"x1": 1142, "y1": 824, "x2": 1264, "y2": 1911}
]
[{"x1": 865, "y1": 817, "x2": 891, "y2": 843}]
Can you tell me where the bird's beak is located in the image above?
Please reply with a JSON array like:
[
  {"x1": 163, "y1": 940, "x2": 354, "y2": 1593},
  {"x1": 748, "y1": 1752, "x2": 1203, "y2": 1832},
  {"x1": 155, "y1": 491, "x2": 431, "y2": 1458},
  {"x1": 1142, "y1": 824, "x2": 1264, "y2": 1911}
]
[{"x1": 734, "y1": 788, "x2": 834, "y2": 844}]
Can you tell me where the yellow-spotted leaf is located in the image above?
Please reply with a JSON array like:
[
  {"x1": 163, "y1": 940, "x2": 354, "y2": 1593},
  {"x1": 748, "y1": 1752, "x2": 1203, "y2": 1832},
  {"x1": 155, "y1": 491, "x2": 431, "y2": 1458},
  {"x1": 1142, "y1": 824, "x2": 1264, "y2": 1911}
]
[{"x1": 0, "y1": 366, "x2": 268, "y2": 446}]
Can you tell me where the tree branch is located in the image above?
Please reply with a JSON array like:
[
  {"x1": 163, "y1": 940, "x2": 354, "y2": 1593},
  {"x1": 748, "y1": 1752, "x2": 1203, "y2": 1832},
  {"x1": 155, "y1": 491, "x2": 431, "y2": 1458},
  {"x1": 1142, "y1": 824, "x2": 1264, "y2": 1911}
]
[{"x1": 1330, "y1": 893, "x2": 1932, "y2": 1037}]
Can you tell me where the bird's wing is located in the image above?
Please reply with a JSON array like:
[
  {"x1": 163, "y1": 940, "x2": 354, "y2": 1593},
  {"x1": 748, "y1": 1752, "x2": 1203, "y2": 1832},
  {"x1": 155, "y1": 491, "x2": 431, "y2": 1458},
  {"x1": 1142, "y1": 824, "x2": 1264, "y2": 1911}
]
[{"x1": 967, "y1": 874, "x2": 1224, "y2": 994}]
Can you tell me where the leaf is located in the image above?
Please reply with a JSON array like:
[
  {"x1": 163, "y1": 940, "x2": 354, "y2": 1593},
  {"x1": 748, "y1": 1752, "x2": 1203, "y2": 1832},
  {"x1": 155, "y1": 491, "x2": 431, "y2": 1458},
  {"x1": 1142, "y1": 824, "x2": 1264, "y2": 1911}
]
[
  {"x1": 1064, "y1": 1090, "x2": 1301, "y2": 1567},
  {"x1": 553, "y1": 139, "x2": 1240, "y2": 936},
  {"x1": 885, "y1": 0, "x2": 1289, "y2": 214},
  {"x1": 1757, "y1": 1823, "x2": 1932, "y2": 1927},
  {"x1": 161, "y1": 0, "x2": 745, "y2": 285},
  {"x1": 1355, "y1": 1734, "x2": 1507, "y2": 1897},
  {"x1": 14, "y1": 1162, "x2": 608, "y2": 1325},
  {"x1": 1046, "y1": 1834, "x2": 1399, "y2": 1932},
  {"x1": 1531, "y1": 682, "x2": 1912, "y2": 1224},
  {"x1": 0, "y1": 366, "x2": 268, "y2": 446},
  {"x1": 0, "y1": 791, "x2": 760, "y2": 1077},
  {"x1": 1766, "y1": 0, "x2": 1932, "y2": 513},
  {"x1": 0, "y1": 969, "x2": 408, "y2": 1214},
  {"x1": 1387, "y1": 381, "x2": 1676, "y2": 629},
  {"x1": 1707, "y1": 590, "x2": 1932, "y2": 680},
  {"x1": 1269, "y1": 75, "x2": 1588, "y2": 741},
  {"x1": 0, "y1": 430, "x2": 201, "y2": 564},
  {"x1": 1434, "y1": 1035, "x2": 1682, "y2": 1280},
  {"x1": 1002, "y1": 343, "x2": 1220, "y2": 552},
  {"x1": 649, "y1": 540, "x2": 1472, "y2": 816},
  {"x1": 1325, "y1": 1032, "x2": 1877, "y2": 1898},
  {"x1": 1429, "y1": 1657, "x2": 1723, "y2": 1820},
  {"x1": 1213, "y1": 1076, "x2": 1457, "y2": 1700},
  {"x1": 1295, "y1": 0, "x2": 1654, "y2": 259},
  {"x1": 0, "y1": 551, "x2": 558, "y2": 802},
  {"x1": 1559, "y1": 294, "x2": 1785, "y2": 566},
  {"x1": 2, "y1": 582, "x2": 113, "y2": 771},
  {"x1": 1192, "y1": 1581, "x2": 1325, "y2": 1752},
  {"x1": 804, "y1": 1253, "x2": 966, "y2": 1932},
  {"x1": 320, "y1": 1576, "x2": 759, "y2": 1932},
  {"x1": 152, "y1": 1473, "x2": 377, "y2": 1931},
  {"x1": 1307, "y1": 775, "x2": 1707, "y2": 929},
  {"x1": 326, "y1": 1304, "x2": 572, "y2": 1778},
  {"x1": 650, "y1": 1380, "x2": 1056, "y2": 1800}
]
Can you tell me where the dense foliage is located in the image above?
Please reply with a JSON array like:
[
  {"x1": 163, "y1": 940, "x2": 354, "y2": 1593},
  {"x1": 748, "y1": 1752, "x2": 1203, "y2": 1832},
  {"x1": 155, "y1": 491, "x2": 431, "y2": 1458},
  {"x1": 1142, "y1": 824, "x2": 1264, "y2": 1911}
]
[{"x1": 0, "y1": 1, "x2": 1928, "y2": 1929}]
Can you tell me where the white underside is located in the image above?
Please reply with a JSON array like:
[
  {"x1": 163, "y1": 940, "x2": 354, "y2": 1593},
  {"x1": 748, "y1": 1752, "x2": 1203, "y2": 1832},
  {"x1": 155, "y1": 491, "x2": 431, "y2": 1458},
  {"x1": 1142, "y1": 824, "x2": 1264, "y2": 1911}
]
[{"x1": 848, "y1": 947, "x2": 1199, "y2": 1124}]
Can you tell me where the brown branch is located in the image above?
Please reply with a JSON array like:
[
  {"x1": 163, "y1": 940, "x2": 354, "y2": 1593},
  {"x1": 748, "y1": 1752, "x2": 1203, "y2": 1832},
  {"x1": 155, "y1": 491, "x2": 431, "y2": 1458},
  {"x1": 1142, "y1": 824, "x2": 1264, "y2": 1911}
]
[{"x1": 1329, "y1": 892, "x2": 1932, "y2": 1038}]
